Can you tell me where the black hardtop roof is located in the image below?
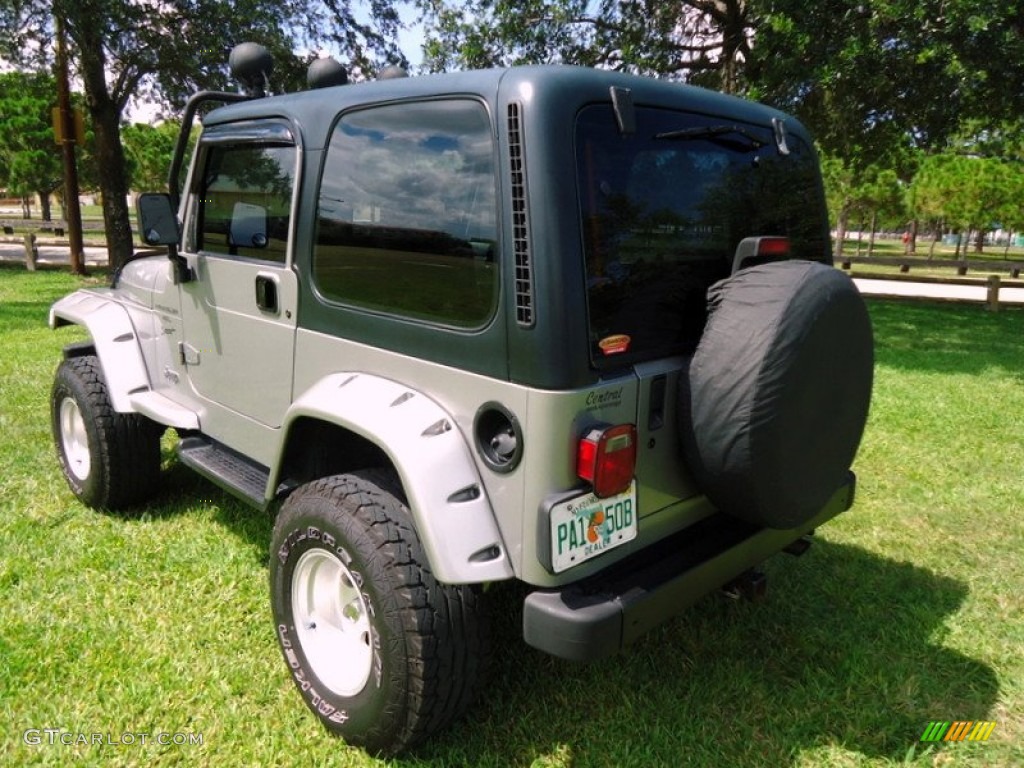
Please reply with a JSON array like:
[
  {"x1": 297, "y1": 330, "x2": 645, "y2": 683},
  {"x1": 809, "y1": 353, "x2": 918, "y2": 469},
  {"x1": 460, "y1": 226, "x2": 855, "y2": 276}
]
[{"x1": 201, "y1": 65, "x2": 804, "y2": 147}]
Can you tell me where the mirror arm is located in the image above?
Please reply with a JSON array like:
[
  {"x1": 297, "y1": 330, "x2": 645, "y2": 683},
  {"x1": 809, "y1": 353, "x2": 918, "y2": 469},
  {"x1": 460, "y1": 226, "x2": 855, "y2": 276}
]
[{"x1": 168, "y1": 243, "x2": 193, "y2": 284}]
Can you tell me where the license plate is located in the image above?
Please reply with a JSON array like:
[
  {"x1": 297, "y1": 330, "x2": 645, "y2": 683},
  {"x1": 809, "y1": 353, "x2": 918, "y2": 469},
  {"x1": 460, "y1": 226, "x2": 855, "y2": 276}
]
[{"x1": 550, "y1": 481, "x2": 637, "y2": 573}]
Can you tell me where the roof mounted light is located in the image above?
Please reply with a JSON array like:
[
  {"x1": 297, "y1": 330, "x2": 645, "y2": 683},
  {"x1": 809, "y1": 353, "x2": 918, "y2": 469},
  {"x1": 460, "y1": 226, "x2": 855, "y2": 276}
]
[
  {"x1": 228, "y1": 43, "x2": 274, "y2": 98},
  {"x1": 308, "y1": 57, "x2": 348, "y2": 89},
  {"x1": 378, "y1": 65, "x2": 409, "y2": 80}
]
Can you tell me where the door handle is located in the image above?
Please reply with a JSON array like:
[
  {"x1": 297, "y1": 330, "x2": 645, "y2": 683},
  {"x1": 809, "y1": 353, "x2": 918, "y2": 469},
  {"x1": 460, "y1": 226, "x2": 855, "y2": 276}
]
[{"x1": 255, "y1": 273, "x2": 279, "y2": 313}]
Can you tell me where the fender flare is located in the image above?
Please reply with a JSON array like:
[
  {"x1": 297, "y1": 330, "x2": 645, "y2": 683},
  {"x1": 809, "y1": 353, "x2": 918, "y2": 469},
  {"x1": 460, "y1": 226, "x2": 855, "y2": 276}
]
[
  {"x1": 274, "y1": 372, "x2": 514, "y2": 585},
  {"x1": 49, "y1": 291, "x2": 151, "y2": 414}
]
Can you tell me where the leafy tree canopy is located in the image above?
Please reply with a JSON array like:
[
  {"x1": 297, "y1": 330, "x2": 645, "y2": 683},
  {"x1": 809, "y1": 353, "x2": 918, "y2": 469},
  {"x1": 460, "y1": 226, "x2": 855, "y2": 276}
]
[
  {"x1": 0, "y1": 71, "x2": 62, "y2": 200},
  {"x1": 417, "y1": 1, "x2": 1024, "y2": 172},
  {"x1": 0, "y1": 70, "x2": 97, "y2": 218},
  {"x1": 418, "y1": 0, "x2": 753, "y2": 92},
  {"x1": 0, "y1": 0, "x2": 408, "y2": 267},
  {"x1": 121, "y1": 121, "x2": 186, "y2": 193},
  {"x1": 743, "y1": 0, "x2": 1024, "y2": 164}
]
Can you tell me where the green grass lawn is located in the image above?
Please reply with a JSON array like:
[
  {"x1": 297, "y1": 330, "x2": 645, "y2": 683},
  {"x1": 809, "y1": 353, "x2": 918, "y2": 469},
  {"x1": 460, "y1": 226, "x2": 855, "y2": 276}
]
[{"x1": 1, "y1": 265, "x2": 1022, "y2": 767}]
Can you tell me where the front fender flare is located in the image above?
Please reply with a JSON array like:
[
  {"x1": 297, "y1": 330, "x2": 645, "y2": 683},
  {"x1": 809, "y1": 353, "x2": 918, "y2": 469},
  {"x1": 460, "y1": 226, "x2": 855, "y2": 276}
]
[
  {"x1": 49, "y1": 290, "x2": 150, "y2": 414},
  {"x1": 275, "y1": 373, "x2": 514, "y2": 585}
]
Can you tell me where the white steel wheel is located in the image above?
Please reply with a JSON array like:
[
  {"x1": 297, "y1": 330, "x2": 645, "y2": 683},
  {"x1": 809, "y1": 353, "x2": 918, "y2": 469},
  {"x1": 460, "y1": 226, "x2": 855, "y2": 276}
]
[
  {"x1": 58, "y1": 396, "x2": 91, "y2": 481},
  {"x1": 291, "y1": 548, "x2": 373, "y2": 697},
  {"x1": 269, "y1": 471, "x2": 490, "y2": 754}
]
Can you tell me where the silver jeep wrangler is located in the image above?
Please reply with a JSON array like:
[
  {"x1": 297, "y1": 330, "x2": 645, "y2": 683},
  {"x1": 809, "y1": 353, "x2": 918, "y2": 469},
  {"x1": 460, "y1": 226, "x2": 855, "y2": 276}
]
[{"x1": 49, "y1": 47, "x2": 873, "y2": 755}]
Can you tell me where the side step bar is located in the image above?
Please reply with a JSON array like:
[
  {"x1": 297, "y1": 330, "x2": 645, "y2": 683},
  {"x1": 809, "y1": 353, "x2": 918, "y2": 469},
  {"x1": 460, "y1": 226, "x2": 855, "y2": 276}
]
[{"x1": 177, "y1": 436, "x2": 287, "y2": 509}]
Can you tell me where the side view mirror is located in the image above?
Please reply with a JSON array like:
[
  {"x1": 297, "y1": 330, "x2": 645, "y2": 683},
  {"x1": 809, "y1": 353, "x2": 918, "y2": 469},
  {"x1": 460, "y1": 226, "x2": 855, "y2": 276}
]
[
  {"x1": 136, "y1": 193, "x2": 180, "y2": 246},
  {"x1": 136, "y1": 192, "x2": 191, "y2": 283}
]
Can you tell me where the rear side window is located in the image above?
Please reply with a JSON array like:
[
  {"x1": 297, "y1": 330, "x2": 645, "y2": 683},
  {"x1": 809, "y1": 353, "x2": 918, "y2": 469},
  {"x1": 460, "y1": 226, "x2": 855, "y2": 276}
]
[
  {"x1": 576, "y1": 104, "x2": 828, "y2": 365},
  {"x1": 314, "y1": 100, "x2": 498, "y2": 328}
]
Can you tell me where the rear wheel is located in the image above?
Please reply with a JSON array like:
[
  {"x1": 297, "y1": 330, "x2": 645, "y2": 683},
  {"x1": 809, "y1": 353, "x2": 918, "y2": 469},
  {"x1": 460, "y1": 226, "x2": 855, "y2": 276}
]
[
  {"x1": 51, "y1": 355, "x2": 163, "y2": 510},
  {"x1": 269, "y1": 471, "x2": 489, "y2": 755}
]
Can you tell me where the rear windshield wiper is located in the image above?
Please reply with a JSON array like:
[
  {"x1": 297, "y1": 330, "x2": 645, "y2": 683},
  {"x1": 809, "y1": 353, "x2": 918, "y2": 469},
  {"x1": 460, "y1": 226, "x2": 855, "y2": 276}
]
[{"x1": 654, "y1": 124, "x2": 766, "y2": 151}]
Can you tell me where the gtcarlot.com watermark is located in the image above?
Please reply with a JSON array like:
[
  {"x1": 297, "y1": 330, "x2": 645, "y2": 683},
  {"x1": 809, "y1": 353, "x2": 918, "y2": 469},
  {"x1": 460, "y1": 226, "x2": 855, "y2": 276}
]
[{"x1": 24, "y1": 729, "x2": 203, "y2": 747}]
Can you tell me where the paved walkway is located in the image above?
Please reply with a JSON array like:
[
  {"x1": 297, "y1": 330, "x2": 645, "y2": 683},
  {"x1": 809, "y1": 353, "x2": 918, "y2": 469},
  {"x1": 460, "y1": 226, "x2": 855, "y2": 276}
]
[
  {"x1": 852, "y1": 277, "x2": 1024, "y2": 306},
  {"x1": 0, "y1": 242, "x2": 110, "y2": 267}
]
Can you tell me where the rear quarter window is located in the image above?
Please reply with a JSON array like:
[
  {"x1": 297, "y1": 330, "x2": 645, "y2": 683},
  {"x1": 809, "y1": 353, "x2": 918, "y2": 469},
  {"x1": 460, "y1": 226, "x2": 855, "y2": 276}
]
[{"x1": 313, "y1": 99, "x2": 499, "y2": 329}]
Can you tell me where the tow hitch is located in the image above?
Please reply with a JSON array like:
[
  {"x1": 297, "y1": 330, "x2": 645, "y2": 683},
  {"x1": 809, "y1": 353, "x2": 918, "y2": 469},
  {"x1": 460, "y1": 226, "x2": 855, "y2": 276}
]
[{"x1": 721, "y1": 567, "x2": 768, "y2": 601}]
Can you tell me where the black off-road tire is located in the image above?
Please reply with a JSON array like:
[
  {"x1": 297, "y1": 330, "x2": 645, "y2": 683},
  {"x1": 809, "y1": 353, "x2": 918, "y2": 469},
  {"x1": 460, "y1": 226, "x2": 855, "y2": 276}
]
[
  {"x1": 51, "y1": 355, "x2": 163, "y2": 511},
  {"x1": 680, "y1": 261, "x2": 873, "y2": 529},
  {"x1": 269, "y1": 471, "x2": 489, "y2": 755}
]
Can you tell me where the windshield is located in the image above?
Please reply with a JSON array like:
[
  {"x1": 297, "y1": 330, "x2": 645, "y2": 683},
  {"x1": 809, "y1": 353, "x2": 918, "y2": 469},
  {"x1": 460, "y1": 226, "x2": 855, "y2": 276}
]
[{"x1": 576, "y1": 104, "x2": 829, "y2": 365}]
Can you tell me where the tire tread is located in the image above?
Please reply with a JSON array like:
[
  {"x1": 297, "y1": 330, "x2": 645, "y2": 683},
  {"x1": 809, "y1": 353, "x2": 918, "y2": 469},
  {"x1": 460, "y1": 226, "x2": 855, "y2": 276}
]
[
  {"x1": 52, "y1": 355, "x2": 162, "y2": 510},
  {"x1": 275, "y1": 471, "x2": 489, "y2": 754}
]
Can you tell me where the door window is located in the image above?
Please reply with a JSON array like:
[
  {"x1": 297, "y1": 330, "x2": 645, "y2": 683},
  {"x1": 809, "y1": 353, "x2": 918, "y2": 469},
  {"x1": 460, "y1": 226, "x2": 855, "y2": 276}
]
[{"x1": 193, "y1": 130, "x2": 297, "y2": 263}]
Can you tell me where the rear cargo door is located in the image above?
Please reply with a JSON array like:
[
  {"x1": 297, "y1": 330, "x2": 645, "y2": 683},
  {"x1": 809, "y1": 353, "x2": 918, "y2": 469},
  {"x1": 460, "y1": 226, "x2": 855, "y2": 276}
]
[{"x1": 575, "y1": 102, "x2": 829, "y2": 509}]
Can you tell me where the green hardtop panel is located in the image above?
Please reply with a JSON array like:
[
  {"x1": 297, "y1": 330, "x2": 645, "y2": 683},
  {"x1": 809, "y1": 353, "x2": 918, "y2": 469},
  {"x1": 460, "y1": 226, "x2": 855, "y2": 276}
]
[{"x1": 202, "y1": 65, "x2": 813, "y2": 151}]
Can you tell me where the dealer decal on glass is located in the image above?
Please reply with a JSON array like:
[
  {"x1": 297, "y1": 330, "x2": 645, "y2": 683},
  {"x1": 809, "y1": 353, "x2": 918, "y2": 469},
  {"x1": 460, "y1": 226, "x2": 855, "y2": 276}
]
[{"x1": 550, "y1": 481, "x2": 637, "y2": 572}]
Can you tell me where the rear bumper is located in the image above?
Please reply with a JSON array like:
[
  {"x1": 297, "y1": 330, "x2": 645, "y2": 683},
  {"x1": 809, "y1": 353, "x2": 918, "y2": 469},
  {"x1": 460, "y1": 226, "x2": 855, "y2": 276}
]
[{"x1": 522, "y1": 473, "x2": 856, "y2": 661}]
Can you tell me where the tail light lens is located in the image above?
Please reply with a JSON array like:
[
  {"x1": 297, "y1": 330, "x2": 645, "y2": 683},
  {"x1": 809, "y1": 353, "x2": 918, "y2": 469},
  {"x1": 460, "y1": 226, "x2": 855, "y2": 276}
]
[
  {"x1": 577, "y1": 423, "x2": 637, "y2": 498},
  {"x1": 732, "y1": 236, "x2": 791, "y2": 272},
  {"x1": 758, "y1": 237, "x2": 790, "y2": 257}
]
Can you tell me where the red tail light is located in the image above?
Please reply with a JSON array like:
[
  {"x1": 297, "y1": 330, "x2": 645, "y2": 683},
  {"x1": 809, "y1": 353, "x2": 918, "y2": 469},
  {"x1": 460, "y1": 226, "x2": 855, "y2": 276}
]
[
  {"x1": 732, "y1": 236, "x2": 791, "y2": 272},
  {"x1": 577, "y1": 424, "x2": 637, "y2": 498},
  {"x1": 755, "y1": 236, "x2": 790, "y2": 256}
]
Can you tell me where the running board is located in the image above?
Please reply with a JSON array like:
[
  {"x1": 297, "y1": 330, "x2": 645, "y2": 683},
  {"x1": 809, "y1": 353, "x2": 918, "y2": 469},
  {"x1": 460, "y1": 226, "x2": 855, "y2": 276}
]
[{"x1": 177, "y1": 436, "x2": 284, "y2": 509}]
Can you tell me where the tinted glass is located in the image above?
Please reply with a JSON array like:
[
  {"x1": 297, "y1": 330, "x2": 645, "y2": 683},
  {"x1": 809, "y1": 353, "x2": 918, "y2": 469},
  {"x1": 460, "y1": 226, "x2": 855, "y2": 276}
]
[
  {"x1": 314, "y1": 100, "x2": 498, "y2": 328},
  {"x1": 576, "y1": 105, "x2": 828, "y2": 364},
  {"x1": 196, "y1": 143, "x2": 295, "y2": 262}
]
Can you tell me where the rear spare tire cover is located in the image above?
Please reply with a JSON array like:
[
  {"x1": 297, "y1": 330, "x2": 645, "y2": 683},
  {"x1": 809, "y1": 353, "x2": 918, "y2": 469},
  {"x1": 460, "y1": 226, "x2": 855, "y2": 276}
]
[{"x1": 679, "y1": 261, "x2": 873, "y2": 529}]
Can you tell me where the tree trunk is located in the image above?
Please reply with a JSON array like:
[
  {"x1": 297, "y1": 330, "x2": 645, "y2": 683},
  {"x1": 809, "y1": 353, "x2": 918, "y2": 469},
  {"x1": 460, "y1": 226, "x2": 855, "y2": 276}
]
[
  {"x1": 20, "y1": 197, "x2": 30, "y2": 218},
  {"x1": 38, "y1": 192, "x2": 52, "y2": 222},
  {"x1": 73, "y1": 15, "x2": 134, "y2": 270},
  {"x1": 867, "y1": 211, "x2": 877, "y2": 257},
  {"x1": 716, "y1": 0, "x2": 750, "y2": 94},
  {"x1": 974, "y1": 228, "x2": 985, "y2": 254},
  {"x1": 907, "y1": 219, "x2": 918, "y2": 255},
  {"x1": 834, "y1": 206, "x2": 848, "y2": 259}
]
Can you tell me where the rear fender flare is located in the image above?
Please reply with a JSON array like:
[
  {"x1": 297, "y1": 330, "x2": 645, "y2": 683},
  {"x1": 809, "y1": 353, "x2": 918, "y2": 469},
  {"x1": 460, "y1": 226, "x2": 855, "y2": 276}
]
[{"x1": 275, "y1": 372, "x2": 514, "y2": 585}]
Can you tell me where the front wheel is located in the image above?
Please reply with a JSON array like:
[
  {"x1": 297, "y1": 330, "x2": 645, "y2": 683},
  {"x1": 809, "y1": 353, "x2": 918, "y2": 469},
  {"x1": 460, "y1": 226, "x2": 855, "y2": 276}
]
[
  {"x1": 269, "y1": 471, "x2": 489, "y2": 755},
  {"x1": 51, "y1": 355, "x2": 163, "y2": 511}
]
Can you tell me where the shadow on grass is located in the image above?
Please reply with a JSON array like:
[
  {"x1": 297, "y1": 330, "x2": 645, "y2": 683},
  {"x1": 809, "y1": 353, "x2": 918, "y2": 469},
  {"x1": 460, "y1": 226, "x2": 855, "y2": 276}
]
[
  {"x1": 867, "y1": 298, "x2": 1024, "y2": 380},
  {"x1": 173, "y1": 467, "x2": 993, "y2": 767},
  {"x1": 116, "y1": 458, "x2": 277, "y2": 567},
  {"x1": 411, "y1": 539, "x2": 997, "y2": 767}
]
